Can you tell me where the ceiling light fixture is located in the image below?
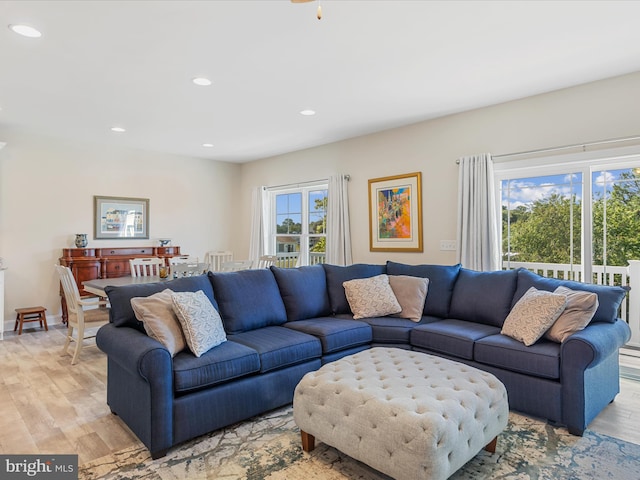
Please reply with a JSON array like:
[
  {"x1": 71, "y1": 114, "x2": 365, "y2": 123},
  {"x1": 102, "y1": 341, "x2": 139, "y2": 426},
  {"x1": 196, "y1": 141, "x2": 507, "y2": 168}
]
[
  {"x1": 202, "y1": 143, "x2": 214, "y2": 148},
  {"x1": 291, "y1": 0, "x2": 322, "y2": 20},
  {"x1": 192, "y1": 77, "x2": 212, "y2": 87},
  {"x1": 300, "y1": 109, "x2": 316, "y2": 116},
  {"x1": 8, "y1": 24, "x2": 42, "y2": 38},
  {"x1": 111, "y1": 127, "x2": 126, "y2": 133}
]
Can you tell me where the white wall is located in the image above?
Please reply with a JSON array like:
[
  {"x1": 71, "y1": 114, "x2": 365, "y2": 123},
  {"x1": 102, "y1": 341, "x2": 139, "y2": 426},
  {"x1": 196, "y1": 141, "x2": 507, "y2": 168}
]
[
  {"x1": 0, "y1": 128, "x2": 241, "y2": 324},
  {"x1": 238, "y1": 71, "x2": 640, "y2": 265}
]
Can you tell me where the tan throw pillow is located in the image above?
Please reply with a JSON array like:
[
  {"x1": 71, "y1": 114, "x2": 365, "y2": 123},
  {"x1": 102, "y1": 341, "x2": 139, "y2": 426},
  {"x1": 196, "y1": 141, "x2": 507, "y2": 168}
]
[
  {"x1": 171, "y1": 290, "x2": 227, "y2": 357},
  {"x1": 501, "y1": 287, "x2": 567, "y2": 346},
  {"x1": 343, "y1": 274, "x2": 402, "y2": 319},
  {"x1": 544, "y1": 286, "x2": 599, "y2": 343},
  {"x1": 131, "y1": 289, "x2": 186, "y2": 357},
  {"x1": 388, "y1": 275, "x2": 429, "y2": 322}
]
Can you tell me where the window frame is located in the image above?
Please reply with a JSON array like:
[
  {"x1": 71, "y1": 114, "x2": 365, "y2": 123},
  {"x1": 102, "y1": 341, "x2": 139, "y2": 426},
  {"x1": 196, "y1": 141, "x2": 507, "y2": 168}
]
[
  {"x1": 266, "y1": 181, "x2": 328, "y2": 267},
  {"x1": 494, "y1": 144, "x2": 640, "y2": 281}
]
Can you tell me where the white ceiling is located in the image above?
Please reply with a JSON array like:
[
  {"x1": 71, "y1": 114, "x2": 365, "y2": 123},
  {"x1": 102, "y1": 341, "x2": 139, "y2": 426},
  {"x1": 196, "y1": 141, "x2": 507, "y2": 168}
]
[{"x1": 2, "y1": 1, "x2": 640, "y2": 163}]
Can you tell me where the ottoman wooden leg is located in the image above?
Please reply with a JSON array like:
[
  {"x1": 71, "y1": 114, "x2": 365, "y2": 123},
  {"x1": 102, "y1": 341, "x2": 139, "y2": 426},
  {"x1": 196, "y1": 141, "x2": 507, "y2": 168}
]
[
  {"x1": 301, "y1": 431, "x2": 315, "y2": 452},
  {"x1": 484, "y1": 436, "x2": 497, "y2": 453}
]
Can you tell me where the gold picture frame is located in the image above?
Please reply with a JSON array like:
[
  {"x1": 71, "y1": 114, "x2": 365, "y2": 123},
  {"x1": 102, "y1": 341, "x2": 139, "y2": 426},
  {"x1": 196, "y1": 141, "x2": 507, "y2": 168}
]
[{"x1": 368, "y1": 172, "x2": 423, "y2": 252}]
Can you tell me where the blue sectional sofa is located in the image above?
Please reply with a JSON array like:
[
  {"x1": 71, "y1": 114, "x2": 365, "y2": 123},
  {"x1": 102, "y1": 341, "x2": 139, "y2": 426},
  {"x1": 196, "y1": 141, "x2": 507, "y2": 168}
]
[{"x1": 96, "y1": 262, "x2": 631, "y2": 458}]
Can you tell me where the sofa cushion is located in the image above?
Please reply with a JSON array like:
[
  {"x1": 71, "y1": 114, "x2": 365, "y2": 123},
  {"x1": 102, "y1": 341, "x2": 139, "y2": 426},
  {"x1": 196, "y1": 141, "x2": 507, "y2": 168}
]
[
  {"x1": 385, "y1": 261, "x2": 460, "y2": 318},
  {"x1": 228, "y1": 326, "x2": 322, "y2": 373},
  {"x1": 514, "y1": 268, "x2": 627, "y2": 324},
  {"x1": 343, "y1": 274, "x2": 401, "y2": 319},
  {"x1": 131, "y1": 289, "x2": 186, "y2": 357},
  {"x1": 545, "y1": 286, "x2": 599, "y2": 343},
  {"x1": 358, "y1": 315, "x2": 442, "y2": 344},
  {"x1": 271, "y1": 265, "x2": 331, "y2": 321},
  {"x1": 284, "y1": 317, "x2": 372, "y2": 354},
  {"x1": 388, "y1": 275, "x2": 429, "y2": 322},
  {"x1": 475, "y1": 334, "x2": 561, "y2": 379},
  {"x1": 172, "y1": 290, "x2": 227, "y2": 357},
  {"x1": 501, "y1": 287, "x2": 567, "y2": 346},
  {"x1": 172, "y1": 340, "x2": 260, "y2": 393},
  {"x1": 209, "y1": 269, "x2": 288, "y2": 334},
  {"x1": 107, "y1": 274, "x2": 217, "y2": 330},
  {"x1": 410, "y1": 319, "x2": 500, "y2": 360},
  {"x1": 449, "y1": 268, "x2": 518, "y2": 327},
  {"x1": 323, "y1": 263, "x2": 386, "y2": 314}
]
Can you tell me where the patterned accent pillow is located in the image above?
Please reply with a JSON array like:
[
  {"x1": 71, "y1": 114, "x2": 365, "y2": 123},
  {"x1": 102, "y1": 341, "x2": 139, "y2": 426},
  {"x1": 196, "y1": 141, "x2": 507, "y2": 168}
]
[
  {"x1": 501, "y1": 287, "x2": 567, "y2": 346},
  {"x1": 131, "y1": 289, "x2": 186, "y2": 357},
  {"x1": 343, "y1": 274, "x2": 402, "y2": 319},
  {"x1": 171, "y1": 290, "x2": 227, "y2": 357},
  {"x1": 544, "y1": 286, "x2": 599, "y2": 343},
  {"x1": 388, "y1": 275, "x2": 429, "y2": 322}
]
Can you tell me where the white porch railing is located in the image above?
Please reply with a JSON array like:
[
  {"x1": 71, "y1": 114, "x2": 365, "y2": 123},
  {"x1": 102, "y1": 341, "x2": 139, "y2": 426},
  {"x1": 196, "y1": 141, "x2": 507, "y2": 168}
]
[
  {"x1": 275, "y1": 252, "x2": 326, "y2": 268},
  {"x1": 503, "y1": 260, "x2": 639, "y2": 347}
]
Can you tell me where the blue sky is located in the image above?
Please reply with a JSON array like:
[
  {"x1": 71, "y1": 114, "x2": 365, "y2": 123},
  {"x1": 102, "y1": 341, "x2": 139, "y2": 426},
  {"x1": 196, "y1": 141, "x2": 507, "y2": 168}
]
[{"x1": 501, "y1": 168, "x2": 631, "y2": 209}]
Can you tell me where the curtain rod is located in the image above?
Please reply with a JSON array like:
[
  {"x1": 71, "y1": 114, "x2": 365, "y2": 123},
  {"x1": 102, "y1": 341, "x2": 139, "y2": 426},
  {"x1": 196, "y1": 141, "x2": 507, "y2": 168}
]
[
  {"x1": 456, "y1": 135, "x2": 640, "y2": 163},
  {"x1": 265, "y1": 174, "x2": 350, "y2": 191}
]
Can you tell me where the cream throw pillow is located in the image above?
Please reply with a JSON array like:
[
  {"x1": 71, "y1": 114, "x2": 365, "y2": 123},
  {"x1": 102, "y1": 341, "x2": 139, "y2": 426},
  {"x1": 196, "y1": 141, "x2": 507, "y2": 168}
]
[
  {"x1": 343, "y1": 274, "x2": 402, "y2": 319},
  {"x1": 501, "y1": 287, "x2": 567, "y2": 346},
  {"x1": 131, "y1": 289, "x2": 186, "y2": 357},
  {"x1": 388, "y1": 275, "x2": 429, "y2": 322},
  {"x1": 171, "y1": 290, "x2": 227, "y2": 357},
  {"x1": 544, "y1": 286, "x2": 599, "y2": 343}
]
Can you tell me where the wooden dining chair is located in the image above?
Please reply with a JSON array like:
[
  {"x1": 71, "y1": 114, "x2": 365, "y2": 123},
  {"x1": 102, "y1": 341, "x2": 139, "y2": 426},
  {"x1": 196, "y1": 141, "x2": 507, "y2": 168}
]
[
  {"x1": 169, "y1": 255, "x2": 198, "y2": 265},
  {"x1": 55, "y1": 265, "x2": 110, "y2": 365},
  {"x1": 205, "y1": 251, "x2": 233, "y2": 272},
  {"x1": 129, "y1": 257, "x2": 164, "y2": 277},
  {"x1": 255, "y1": 255, "x2": 278, "y2": 269}
]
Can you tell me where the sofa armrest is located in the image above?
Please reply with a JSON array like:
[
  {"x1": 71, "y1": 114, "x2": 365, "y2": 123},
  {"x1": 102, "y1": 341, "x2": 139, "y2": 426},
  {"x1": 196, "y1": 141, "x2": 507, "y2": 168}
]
[
  {"x1": 96, "y1": 323, "x2": 174, "y2": 458},
  {"x1": 560, "y1": 319, "x2": 631, "y2": 435},
  {"x1": 96, "y1": 322, "x2": 172, "y2": 381},
  {"x1": 561, "y1": 319, "x2": 631, "y2": 370}
]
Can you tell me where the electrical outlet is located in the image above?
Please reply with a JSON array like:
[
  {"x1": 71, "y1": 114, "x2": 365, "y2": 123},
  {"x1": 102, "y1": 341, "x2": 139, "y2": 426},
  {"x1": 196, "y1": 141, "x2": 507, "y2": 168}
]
[{"x1": 440, "y1": 240, "x2": 457, "y2": 251}]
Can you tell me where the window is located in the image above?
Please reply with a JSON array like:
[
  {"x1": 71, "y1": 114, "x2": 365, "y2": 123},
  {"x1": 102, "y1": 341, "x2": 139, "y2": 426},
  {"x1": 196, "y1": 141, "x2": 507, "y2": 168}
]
[
  {"x1": 268, "y1": 183, "x2": 328, "y2": 267},
  {"x1": 496, "y1": 147, "x2": 640, "y2": 289}
]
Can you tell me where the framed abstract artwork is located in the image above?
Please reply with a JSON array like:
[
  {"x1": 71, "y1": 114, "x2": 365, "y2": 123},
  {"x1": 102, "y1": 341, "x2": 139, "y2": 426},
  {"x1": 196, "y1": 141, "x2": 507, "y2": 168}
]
[
  {"x1": 94, "y1": 196, "x2": 149, "y2": 239},
  {"x1": 368, "y1": 172, "x2": 423, "y2": 252}
]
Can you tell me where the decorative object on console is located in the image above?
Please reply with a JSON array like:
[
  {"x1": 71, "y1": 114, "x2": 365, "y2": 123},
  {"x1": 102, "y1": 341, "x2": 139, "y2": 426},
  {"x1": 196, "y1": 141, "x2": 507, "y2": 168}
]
[
  {"x1": 74, "y1": 233, "x2": 88, "y2": 248},
  {"x1": 94, "y1": 195, "x2": 149, "y2": 239},
  {"x1": 159, "y1": 238, "x2": 171, "y2": 247},
  {"x1": 368, "y1": 172, "x2": 423, "y2": 252}
]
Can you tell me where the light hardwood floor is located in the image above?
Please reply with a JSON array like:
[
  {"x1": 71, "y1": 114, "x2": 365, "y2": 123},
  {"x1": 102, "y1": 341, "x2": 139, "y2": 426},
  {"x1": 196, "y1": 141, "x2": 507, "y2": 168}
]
[{"x1": 1, "y1": 324, "x2": 639, "y2": 466}]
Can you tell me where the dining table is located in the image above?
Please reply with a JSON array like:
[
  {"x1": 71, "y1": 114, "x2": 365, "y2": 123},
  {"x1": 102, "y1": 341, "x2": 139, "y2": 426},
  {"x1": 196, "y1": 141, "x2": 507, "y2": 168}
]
[{"x1": 83, "y1": 276, "x2": 170, "y2": 297}]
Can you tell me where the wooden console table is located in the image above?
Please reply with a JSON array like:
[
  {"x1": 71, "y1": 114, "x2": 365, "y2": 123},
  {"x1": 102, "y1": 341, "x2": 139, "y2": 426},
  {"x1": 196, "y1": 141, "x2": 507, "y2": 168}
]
[{"x1": 58, "y1": 246, "x2": 181, "y2": 323}]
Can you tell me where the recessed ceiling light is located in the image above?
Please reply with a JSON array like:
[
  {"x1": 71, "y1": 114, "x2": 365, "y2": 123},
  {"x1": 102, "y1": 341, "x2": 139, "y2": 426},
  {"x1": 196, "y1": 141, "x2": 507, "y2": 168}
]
[
  {"x1": 111, "y1": 127, "x2": 126, "y2": 133},
  {"x1": 192, "y1": 77, "x2": 212, "y2": 87},
  {"x1": 9, "y1": 24, "x2": 42, "y2": 38},
  {"x1": 202, "y1": 143, "x2": 214, "y2": 148},
  {"x1": 300, "y1": 109, "x2": 316, "y2": 116}
]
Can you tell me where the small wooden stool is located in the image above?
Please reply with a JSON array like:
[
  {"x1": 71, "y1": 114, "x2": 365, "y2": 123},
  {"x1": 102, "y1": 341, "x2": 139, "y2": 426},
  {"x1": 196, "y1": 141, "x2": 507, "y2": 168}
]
[{"x1": 14, "y1": 306, "x2": 48, "y2": 335}]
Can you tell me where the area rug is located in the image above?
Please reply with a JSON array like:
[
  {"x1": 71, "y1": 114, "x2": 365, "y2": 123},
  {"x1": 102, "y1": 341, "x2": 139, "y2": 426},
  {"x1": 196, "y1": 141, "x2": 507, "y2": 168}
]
[{"x1": 79, "y1": 406, "x2": 640, "y2": 480}]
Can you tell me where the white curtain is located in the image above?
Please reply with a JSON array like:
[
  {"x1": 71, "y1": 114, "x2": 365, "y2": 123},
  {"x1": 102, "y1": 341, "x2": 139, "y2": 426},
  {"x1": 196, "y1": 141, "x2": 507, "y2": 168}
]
[
  {"x1": 249, "y1": 186, "x2": 268, "y2": 263},
  {"x1": 326, "y1": 174, "x2": 353, "y2": 266},
  {"x1": 456, "y1": 154, "x2": 500, "y2": 271}
]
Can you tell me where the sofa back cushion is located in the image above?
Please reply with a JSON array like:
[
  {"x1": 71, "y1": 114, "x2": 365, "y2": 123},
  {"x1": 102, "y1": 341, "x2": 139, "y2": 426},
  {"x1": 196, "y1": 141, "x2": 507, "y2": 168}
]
[
  {"x1": 323, "y1": 264, "x2": 386, "y2": 314},
  {"x1": 208, "y1": 269, "x2": 288, "y2": 334},
  {"x1": 271, "y1": 265, "x2": 331, "y2": 321},
  {"x1": 386, "y1": 261, "x2": 461, "y2": 318},
  {"x1": 107, "y1": 274, "x2": 217, "y2": 331},
  {"x1": 513, "y1": 268, "x2": 627, "y2": 324},
  {"x1": 449, "y1": 268, "x2": 518, "y2": 327}
]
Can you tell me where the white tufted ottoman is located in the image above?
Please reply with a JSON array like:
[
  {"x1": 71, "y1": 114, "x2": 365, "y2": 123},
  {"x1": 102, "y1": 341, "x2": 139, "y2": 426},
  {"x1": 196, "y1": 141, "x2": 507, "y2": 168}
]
[{"x1": 293, "y1": 347, "x2": 509, "y2": 480}]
